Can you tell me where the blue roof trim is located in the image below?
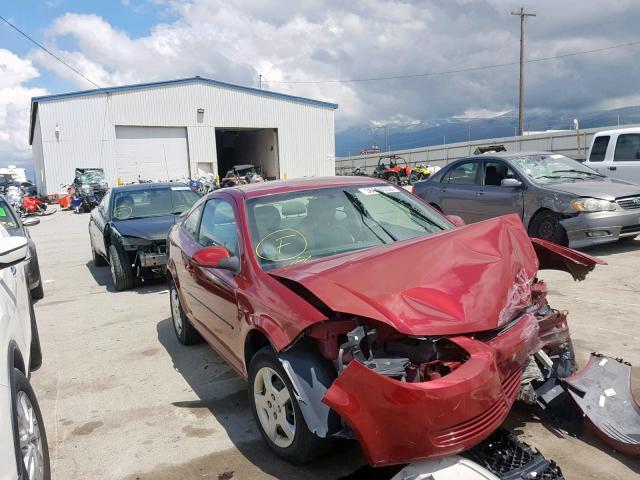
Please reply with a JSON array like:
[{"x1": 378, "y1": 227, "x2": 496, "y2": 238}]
[{"x1": 31, "y1": 76, "x2": 338, "y2": 109}]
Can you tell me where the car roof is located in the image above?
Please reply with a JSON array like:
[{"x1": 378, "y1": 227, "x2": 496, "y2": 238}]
[
  {"x1": 593, "y1": 127, "x2": 640, "y2": 136},
  {"x1": 448, "y1": 151, "x2": 562, "y2": 163},
  {"x1": 110, "y1": 182, "x2": 188, "y2": 192},
  {"x1": 228, "y1": 176, "x2": 389, "y2": 199}
]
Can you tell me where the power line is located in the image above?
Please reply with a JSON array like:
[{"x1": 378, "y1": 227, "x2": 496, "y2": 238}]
[
  {"x1": 0, "y1": 14, "x2": 102, "y2": 89},
  {"x1": 269, "y1": 39, "x2": 640, "y2": 85}
]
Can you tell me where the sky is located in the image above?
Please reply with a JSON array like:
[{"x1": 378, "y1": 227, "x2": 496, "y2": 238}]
[{"x1": 2, "y1": 0, "x2": 640, "y2": 168}]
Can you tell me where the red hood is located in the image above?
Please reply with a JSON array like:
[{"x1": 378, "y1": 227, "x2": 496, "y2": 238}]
[
  {"x1": 271, "y1": 215, "x2": 539, "y2": 335},
  {"x1": 270, "y1": 214, "x2": 603, "y2": 336}
]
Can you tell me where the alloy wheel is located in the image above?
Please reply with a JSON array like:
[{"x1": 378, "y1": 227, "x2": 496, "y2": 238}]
[
  {"x1": 170, "y1": 287, "x2": 183, "y2": 336},
  {"x1": 17, "y1": 390, "x2": 45, "y2": 480},
  {"x1": 253, "y1": 367, "x2": 296, "y2": 448}
]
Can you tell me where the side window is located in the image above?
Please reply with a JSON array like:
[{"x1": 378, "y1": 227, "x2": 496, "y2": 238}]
[
  {"x1": 443, "y1": 161, "x2": 480, "y2": 185},
  {"x1": 614, "y1": 134, "x2": 640, "y2": 162},
  {"x1": 199, "y1": 199, "x2": 238, "y2": 255},
  {"x1": 98, "y1": 190, "x2": 111, "y2": 216},
  {"x1": 589, "y1": 136, "x2": 609, "y2": 162},
  {"x1": 182, "y1": 204, "x2": 203, "y2": 239},
  {"x1": 483, "y1": 161, "x2": 517, "y2": 186}
]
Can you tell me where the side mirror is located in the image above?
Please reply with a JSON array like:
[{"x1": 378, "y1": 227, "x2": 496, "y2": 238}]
[
  {"x1": 192, "y1": 246, "x2": 239, "y2": 272},
  {"x1": 446, "y1": 215, "x2": 465, "y2": 227},
  {"x1": 0, "y1": 236, "x2": 29, "y2": 268},
  {"x1": 22, "y1": 217, "x2": 40, "y2": 227},
  {"x1": 501, "y1": 178, "x2": 522, "y2": 188}
]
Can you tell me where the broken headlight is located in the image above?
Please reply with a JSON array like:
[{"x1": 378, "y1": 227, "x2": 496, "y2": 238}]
[{"x1": 570, "y1": 197, "x2": 616, "y2": 212}]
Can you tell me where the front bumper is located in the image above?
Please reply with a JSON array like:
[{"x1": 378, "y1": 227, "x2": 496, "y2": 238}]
[
  {"x1": 322, "y1": 314, "x2": 540, "y2": 466},
  {"x1": 561, "y1": 209, "x2": 640, "y2": 248}
]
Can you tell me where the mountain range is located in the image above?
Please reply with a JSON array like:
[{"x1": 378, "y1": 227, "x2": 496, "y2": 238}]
[{"x1": 335, "y1": 106, "x2": 640, "y2": 157}]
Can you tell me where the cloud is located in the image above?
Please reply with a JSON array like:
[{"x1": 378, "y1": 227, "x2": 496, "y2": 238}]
[
  {"x1": 30, "y1": 1, "x2": 640, "y2": 136},
  {"x1": 454, "y1": 109, "x2": 513, "y2": 120},
  {"x1": 0, "y1": 50, "x2": 47, "y2": 165}
]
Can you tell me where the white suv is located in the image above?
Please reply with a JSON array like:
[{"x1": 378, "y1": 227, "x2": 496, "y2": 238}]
[{"x1": 0, "y1": 224, "x2": 50, "y2": 480}]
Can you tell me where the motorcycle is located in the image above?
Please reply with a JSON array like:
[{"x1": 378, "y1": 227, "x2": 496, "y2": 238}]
[
  {"x1": 23, "y1": 196, "x2": 56, "y2": 216},
  {"x1": 70, "y1": 168, "x2": 108, "y2": 213}
]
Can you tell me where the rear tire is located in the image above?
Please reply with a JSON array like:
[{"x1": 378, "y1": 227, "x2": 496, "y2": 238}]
[
  {"x1": 108, "y1": 243, "x2": 134, "y2": 291},
  {"x1": 11, "y1": 368, "x2": 51, "y2": 480},
  {"x1": 387, "y1": 174, "x2": 399, "y2": 185},
  {"x1": 529, "y1": 211, "x2": 568, "y2": 246},
  {"x1": 248, "y1": 347, "x2": 332, "y2": 464},
  {"x1": 170, "y1": 280, "x2": 201, "y2": 345}
]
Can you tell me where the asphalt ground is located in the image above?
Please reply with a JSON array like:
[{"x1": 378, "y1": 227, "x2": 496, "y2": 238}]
[{"x1": 28, "y1": 210, "x2": 639, "y2": 479}]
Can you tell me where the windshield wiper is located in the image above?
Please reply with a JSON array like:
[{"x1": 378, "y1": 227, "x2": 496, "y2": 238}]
[
  {"x1": 552, "y1": 169, "x2": 605, "y2": 177},
  {"x1": 343, "y1": 190, "x2": 396, "y2": 242},
  {"x1": 377, "y1": 190, "x2": 442, "y2": 231},
  {"x1": 534, "y1": 175, "x2": 582, "y2": 181}
]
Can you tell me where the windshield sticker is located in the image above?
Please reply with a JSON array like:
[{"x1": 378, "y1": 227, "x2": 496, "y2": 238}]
[
  {"x1": 170, "y1": 186, "x2": 191, "y2": 191},
  {"x1": 358, "y1": 185, "x2": 399, "y2": 195},
  {"x1": 0, "y1": 207, "x2": 6, "y2": 217},
  {"x1": 255, "y1": 228, "x2": 308, "y2": 262}
]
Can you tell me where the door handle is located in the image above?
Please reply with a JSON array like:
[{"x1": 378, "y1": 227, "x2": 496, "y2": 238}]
[
  {"x1": 476, "y1": 190, "x2": 485, "y2": 195},
  {"x1": 439, "y1": 188, "x2": 447, "y2": 193},
  {"x1": 608, "y1": 166, "x2": 617, "y2": 171}
]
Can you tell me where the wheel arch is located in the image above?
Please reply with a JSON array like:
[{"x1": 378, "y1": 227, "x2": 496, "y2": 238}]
[
  {"x1": 244, "y1": 328, "x2": 274, "y2": 370},
  {"x1": 8, "y1": 340, "x2": 26, "y2": 376}
]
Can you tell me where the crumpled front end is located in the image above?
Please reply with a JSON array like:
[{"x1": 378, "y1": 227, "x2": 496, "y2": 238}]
[{"x1": 321, "y1": 313, "x2": 541, "y2": 466}]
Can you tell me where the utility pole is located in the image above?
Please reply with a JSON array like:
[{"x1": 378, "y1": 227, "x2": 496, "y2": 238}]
[
  {"x1": 511, "y1": 7, "x2": 536, "y2": 136},
  {"x1": 258, "y1": 74, "x2": 262, "y2": 89}
]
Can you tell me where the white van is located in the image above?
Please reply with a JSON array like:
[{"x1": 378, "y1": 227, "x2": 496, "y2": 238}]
[{"x1": 584, "y1": 128, "x2": 640, "y2": 184}]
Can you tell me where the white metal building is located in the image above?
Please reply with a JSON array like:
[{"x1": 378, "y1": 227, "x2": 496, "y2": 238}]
[{"x1": 29, "y1": 77, "x2": 338, "y2": 195}]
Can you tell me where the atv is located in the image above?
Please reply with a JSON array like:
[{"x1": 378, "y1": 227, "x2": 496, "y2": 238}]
[
  {"x1": 372, "y1": 155, "x2": 412, "y2": 185},
  {"x1": 409, "y1": 164, "x2": 438, "y2": 183}
]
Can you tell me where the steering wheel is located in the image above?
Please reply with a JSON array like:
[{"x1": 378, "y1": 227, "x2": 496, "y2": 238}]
[{"x1": 113, "y1": 205, "x2": 133, "y2": 220}]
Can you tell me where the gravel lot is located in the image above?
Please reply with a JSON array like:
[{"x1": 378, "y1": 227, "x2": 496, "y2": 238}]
[{"x1": 29, "y1": 210, "x2": 639, "y2": 479}]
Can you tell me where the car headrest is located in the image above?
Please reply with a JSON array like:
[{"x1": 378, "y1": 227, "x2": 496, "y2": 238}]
[
  {"x1": 254, "y1": 205, "x2": 281, "y2": 234},
  {"x1": 281, "y1": 200, "x2": 306, "y2": 216}
]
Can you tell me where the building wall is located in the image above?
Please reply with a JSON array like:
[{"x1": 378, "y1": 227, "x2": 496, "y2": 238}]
[
  {"x1": 34, "y1": 81, "x2": 336, "y2": 193},
  {"x1": 31, "y1": 115, "x2": 45, "y2": 194},
  {"x1": 335, "y1": 123, "x2": 640, "y2": 175}
]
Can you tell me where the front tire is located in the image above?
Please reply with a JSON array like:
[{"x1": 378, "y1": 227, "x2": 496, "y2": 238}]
[
  {"x1": 529, "y1": 211, "x2": 568, "y2": 245},
  {"x1": 11, "y1": 368, "x2": 51, "y2": 480},
  {"x1": 108, "y1": 243, "x2": 133, "y2": 291},
  {"x1": 170, "y1": 280, "x2": 201, "y2": 345},
  {"x1": 248, "y1": 348, "x2": 332, "y2": 464}
]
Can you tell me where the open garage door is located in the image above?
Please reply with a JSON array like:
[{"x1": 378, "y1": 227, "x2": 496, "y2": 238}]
[
  {"x1": 115, "y1": 126, "x2": 190, "y2": 183},
  {"x1": 215, "y1": 128, "x2": 279, "y2": 181}
]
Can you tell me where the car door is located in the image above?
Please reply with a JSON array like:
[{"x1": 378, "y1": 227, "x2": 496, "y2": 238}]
[
  {"x1": 474, "y1": 160, "x2": 524, "y2": 221},
  {"x1": 437, "y1": 160, "x2": 483, "y2": 222},
  {"x1": 611, "y1": 133, "x2": 640, "y2": 184},
  {"x1": 180, "y1": 196, "x2": 243, "y2": 369},
  {"x1": 89, "y1": 190, "x2": 110, "y2": 256}
]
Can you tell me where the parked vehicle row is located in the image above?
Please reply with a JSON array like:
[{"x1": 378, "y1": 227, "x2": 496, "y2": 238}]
[{"x1": 0, "y1": 224, "x2": 50, "y2": 480}]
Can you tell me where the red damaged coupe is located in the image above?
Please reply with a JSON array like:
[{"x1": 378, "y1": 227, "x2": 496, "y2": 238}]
[{"x1": 166, "y1": 176, "x2": 603, "y2": 466}]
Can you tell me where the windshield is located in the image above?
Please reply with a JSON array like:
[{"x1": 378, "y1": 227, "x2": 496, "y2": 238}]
[
  {"x1": 0, "y1": 201, "x2": 19, "y2": 230},
  {"x1": 78, "y1": 170, "x2": 105, "y2": 184},
  {"x1": 247, "y1": 184, "x2": 452, "y2": 270},
  {"x1": 510, "y1": 154, "x2": 602, "y2": 184},
  {"x1": 111, "y1": 186, "x2": 199, "y2": 220}
]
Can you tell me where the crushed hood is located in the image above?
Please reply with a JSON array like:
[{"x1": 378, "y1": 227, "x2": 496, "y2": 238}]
[
  {"x1": 112, "y1": 215, "x2": 177, "y2": 242},
  {"x1": 270, "y1": 214, "x2": 603, "y2": 336},
  {"x1": 547, "y1": 178, "x2": 640, "y2": 200}
]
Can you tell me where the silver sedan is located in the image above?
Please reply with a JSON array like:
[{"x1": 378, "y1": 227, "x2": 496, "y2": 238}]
[{"x1": 412, "y1": 151, "x2": 640, "y2": 248}]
